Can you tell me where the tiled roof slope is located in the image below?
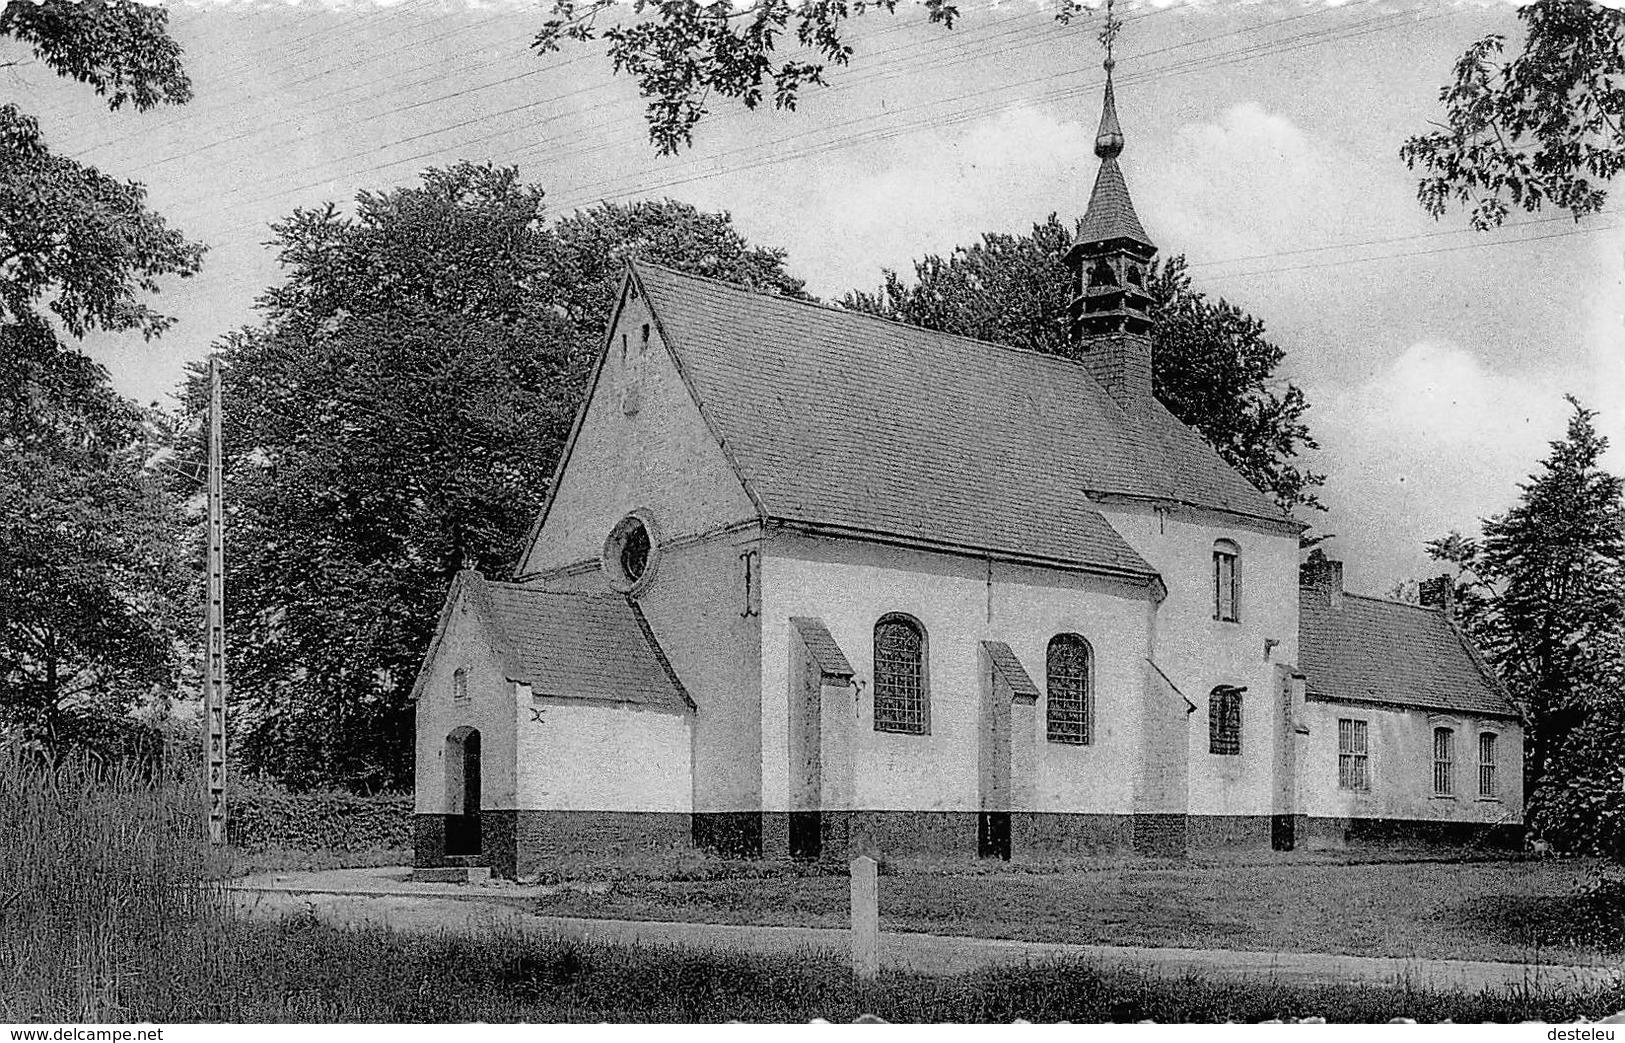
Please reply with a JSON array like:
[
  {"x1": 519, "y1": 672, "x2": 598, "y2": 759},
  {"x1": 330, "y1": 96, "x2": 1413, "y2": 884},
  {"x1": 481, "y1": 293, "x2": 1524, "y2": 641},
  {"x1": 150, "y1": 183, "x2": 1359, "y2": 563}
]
[
  {"x1": 635, "y1": 265, "x2": 1290, "y2": 576},
  {"x1": 1076, "y1": 156, "x2": 1153, "y2": 249},
  {"x1": 790, "y1": 617, "x2": 855, "y2": 679},
  {"x1": 479, "y1": 575, "x2": 692, "y2": 711},
  {"x1": 1299, "y1": 592, "x2": 1518, "y2": 719},
  {"x1": 982, "y1": 641, "x2": 1041, "y2": 702}
]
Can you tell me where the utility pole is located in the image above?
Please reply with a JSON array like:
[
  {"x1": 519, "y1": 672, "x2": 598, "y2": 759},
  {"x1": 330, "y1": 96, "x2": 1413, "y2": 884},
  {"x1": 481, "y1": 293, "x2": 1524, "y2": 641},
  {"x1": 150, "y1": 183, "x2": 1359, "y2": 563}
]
[{"x1": 204, "y1": 357, "x2": 227, "y2": 846}]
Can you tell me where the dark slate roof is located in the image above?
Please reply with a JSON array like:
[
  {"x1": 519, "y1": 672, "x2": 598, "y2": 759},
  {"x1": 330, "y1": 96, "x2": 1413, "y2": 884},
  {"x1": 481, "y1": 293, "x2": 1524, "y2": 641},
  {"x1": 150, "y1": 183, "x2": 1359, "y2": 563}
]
[
  {"x1": 1075, "y1": 156, "x2": 1153, "y2": 250},
  {"x1": 790, "y1": 617, "x2": 855, "y2": 679},
  {"x1": 982, "y1": 641, "x2": 1041, "y2": 702},
  {"x1": 636, "y1": 265, "x2": 1289, "y2": 577},
  {"x1": 1299, "y1": 591, "x2": 1518, "y2": 720},
  {"x1": 467, "y1": 572, "x2": 692, "y2": 711}
]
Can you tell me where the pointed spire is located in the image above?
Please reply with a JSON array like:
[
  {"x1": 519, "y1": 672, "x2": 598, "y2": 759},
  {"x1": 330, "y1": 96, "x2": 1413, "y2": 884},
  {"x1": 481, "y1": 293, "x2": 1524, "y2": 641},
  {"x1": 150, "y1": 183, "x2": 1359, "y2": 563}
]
[
  {"x1": 1095, "y1": 60, "x2": 1124, "y2": 159},
  {"x1": 1076, "y1": 52, "x2": 1151, "y2": 252}
]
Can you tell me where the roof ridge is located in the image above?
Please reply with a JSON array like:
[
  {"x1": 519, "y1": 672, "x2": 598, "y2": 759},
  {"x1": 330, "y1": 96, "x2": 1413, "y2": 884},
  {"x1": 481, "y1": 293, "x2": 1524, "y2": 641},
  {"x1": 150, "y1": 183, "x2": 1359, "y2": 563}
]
[
  {"x1": 635, "y1": 260, "x2": 1112, "y2": 374},
  {"x1": 485, "y1": 580, "x2": 616, "y2": 601},
  {"x1": 1340, "y1": 591, "x2": 1445, "y2": 614}
]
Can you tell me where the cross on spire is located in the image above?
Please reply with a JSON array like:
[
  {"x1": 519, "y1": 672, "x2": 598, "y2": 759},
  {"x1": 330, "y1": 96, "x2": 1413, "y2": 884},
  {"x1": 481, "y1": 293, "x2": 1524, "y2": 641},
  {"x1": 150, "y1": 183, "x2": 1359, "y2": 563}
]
[{"x1": 1098, "y1": 0, "x2": 1122, "y2": 71}]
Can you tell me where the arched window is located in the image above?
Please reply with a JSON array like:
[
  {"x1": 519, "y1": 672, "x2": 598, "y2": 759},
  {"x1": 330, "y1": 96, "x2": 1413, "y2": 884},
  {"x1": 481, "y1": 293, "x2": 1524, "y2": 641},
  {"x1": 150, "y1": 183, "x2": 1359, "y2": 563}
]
[
  {"x1": 1046, "y1": 634, "x2": 1093, "y2": 745},
  {"x1": 1209, "y1": 686, "x2": 1242, "y2": 755},
  {"x1": 452, "y1": 666, "x2": 469, "y2": 706},
  {"x1": 1433, "y1": 727, "x2": 1456, "y2": 796},
  {"x1": 1213, "y1": 539, "x2": 1240, "y2": 622},
  {"x1": 873, "y1": 614, "x2": 928, "y2": 735}
]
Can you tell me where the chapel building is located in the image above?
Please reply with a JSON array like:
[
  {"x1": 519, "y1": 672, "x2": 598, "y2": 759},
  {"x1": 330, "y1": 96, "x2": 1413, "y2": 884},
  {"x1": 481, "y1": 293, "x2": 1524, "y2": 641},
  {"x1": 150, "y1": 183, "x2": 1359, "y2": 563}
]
[{"x1": 410, "y1": 62, "x2": 1523, "y2": 878}]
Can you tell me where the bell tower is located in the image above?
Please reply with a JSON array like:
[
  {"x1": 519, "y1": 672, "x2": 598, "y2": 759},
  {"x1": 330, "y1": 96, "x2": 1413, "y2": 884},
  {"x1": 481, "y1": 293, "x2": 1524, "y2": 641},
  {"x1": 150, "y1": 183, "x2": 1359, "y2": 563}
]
[{"x1": 1065, "y1": 7, "x2": 1158, "y2": 406}]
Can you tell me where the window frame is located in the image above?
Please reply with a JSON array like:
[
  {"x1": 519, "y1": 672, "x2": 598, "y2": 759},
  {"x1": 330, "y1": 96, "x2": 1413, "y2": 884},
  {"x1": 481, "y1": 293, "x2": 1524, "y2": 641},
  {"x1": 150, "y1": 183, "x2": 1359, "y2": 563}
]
[
  {"x1": 1045, "y1": 633, "x2": 1094, "y2": 746},
  {"x1": 872, "y1": 613, "x2": 930, "y2": 736},
  {"x1": 1209, "y1": 685, "x2": 1242, "y2": 756},
  {"x1": 1337, "y1": 717, "x2": 1369, "y2": 791},
  {"x1": 453, "y1": 666, "x2": 469, "y2": 706},
  {"x1": 1478, "y1": 730, "x2": 1499, "y2": 799},
  {"x1": 1213, "y1": 539, "x2": 1241, "y2": 623},
  {"x1": 1433, "y1": 726, "x2": 1456, "y2": 797}
]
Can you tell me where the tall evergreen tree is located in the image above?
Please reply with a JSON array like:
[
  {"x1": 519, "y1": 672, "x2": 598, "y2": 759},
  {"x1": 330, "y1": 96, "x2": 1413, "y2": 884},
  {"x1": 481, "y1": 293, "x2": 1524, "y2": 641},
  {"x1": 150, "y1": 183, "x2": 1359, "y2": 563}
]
[{"x1": 1428, "y1": 397, "x2": 1625, "y2": 844}]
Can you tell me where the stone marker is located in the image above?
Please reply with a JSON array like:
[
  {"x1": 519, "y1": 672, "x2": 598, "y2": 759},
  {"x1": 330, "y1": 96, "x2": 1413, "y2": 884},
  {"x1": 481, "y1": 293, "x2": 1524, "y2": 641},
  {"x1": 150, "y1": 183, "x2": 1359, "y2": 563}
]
[{"x1": 851, "y1": 854, "x2": 879, "y2": 983}]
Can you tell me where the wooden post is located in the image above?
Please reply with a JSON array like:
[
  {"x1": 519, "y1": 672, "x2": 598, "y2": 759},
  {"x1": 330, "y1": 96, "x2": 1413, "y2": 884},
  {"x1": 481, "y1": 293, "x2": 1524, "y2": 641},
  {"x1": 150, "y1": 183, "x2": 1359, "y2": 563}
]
[
  {"x1": 204, "y1": 357, "x2": 227, "y2": 847},
  {"x1": 850, "y1": 854, "x2": 879, "y2": 984}
]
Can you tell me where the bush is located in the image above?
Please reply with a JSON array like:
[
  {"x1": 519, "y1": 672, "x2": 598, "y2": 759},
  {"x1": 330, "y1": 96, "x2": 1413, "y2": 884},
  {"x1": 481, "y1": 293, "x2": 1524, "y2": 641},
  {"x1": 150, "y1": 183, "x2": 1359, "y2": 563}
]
[{"x1": 227, "y1": 777, "x2": 411, "y2": 852}]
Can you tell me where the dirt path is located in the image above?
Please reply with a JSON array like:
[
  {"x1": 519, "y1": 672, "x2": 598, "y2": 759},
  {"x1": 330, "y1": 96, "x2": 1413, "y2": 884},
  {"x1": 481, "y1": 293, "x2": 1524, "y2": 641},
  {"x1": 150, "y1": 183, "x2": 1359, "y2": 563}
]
[{"x1": 229, "y1": 867, "x2": 1623, "y2": 992}]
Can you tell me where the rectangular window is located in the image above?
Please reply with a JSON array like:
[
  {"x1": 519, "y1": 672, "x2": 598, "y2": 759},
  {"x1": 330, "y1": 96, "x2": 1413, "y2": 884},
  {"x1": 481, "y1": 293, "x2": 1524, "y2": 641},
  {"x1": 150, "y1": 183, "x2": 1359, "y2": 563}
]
[
  {"x1": 1213, "y1": 546, "x2": 1239, "y2": 622},
  {"x1": 1338, "y1": 718, "x2": 1369, "y2": 791},
  {"x1": 1433, "y1": 727, "x2": 1455, "y2": 797},
  {"x1": 1479, "y1": 732, "x2": 1498, "y2": 798}
]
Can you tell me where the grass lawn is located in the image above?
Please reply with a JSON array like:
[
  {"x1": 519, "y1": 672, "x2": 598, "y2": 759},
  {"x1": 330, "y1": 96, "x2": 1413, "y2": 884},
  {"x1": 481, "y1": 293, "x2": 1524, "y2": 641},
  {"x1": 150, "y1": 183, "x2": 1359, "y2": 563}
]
[{"x1": 528, "y1": 854, "x2": 1619, "y2": 966}]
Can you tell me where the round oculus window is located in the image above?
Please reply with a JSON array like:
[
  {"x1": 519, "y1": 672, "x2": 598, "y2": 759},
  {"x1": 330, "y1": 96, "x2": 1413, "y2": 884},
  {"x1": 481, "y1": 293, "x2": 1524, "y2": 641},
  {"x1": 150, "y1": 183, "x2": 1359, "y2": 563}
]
[{"x1": 603, "y1": 512, "x2": 658, "y2": 594}]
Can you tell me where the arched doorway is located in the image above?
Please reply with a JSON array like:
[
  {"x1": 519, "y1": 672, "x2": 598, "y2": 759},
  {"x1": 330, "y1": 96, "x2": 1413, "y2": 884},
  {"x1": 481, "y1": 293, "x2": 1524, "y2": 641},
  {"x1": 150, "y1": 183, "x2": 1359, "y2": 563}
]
[{"x1": 445, "y1": 727, "x2": 482, "y2": 857}]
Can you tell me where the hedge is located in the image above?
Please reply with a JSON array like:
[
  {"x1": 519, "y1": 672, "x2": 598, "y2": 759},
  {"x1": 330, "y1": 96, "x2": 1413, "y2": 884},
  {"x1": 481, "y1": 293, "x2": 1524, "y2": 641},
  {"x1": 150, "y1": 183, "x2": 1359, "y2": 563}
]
[{"x1": 227, "y1": 782, "x2": 412, "y2": 852}]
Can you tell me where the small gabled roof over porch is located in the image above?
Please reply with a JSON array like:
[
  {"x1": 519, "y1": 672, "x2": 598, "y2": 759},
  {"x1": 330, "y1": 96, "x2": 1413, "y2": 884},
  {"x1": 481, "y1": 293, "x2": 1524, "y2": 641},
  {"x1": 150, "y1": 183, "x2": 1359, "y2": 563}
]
[{"x1": 411, "y1": 569, "x2": 693, "y2": 712}]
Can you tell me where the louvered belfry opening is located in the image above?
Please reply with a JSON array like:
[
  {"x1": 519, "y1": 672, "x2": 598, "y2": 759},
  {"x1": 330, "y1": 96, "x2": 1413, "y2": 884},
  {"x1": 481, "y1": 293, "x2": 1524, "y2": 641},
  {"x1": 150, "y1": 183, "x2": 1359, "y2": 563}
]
[{"x1": 1065, "y1": 56, "x2": 1157, "y2": 404}]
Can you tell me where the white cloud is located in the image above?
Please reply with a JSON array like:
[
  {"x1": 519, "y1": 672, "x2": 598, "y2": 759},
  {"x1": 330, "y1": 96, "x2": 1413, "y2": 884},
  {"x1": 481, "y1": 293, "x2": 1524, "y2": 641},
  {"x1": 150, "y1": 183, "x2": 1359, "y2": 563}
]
[
  {"x1": 1308, "y1": 340, "x2": 1575, "y2": 594},
  {"x1": 1139, "y1": 101, "x2": 1377, "y2": 267},
  {"x1": 693, "y1": 103, "x2": 1093, "y2": 297}
]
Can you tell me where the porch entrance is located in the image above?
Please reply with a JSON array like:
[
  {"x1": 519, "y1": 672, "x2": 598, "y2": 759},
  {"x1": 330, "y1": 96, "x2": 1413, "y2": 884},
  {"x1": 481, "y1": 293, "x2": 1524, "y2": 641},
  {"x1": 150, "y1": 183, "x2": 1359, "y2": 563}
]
[{"x1": 445, "y1": 727, "x2": 482, "y2": 857}]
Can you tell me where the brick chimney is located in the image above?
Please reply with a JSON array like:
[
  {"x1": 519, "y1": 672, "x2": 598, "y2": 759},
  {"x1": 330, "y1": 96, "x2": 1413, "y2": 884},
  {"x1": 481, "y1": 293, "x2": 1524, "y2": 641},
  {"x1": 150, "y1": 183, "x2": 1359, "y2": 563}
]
[
  {"x1": 1418, "y1": 574, "x2": 1455, "y2": 619},
  {"x1": 1300, "y1": 550, "x2": 1343, "y2": 609}
]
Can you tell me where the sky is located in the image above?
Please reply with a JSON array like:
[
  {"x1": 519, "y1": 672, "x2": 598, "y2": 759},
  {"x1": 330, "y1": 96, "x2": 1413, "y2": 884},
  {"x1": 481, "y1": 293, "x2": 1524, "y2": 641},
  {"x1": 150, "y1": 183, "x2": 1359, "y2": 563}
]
[{"x1": 8, "y1": 0, "x2": 1622, "y2": 594}]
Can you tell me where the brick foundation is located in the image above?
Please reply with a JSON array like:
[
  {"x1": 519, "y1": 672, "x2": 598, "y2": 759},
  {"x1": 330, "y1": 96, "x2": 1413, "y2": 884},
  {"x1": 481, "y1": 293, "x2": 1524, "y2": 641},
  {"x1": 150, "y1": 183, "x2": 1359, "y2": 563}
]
[
  {"x1": 1132, "y1": 813, "x2": 1188, "y2": 857},
  {"x1": 1014, "y1": 812, "x2": 1135, "y2": 855},
  {"x1": 692, "y1": 811, "x2": 763, "y2": 858},
  {"x1": 1306, "y1": 815, "x2": 1523, "y2": 851},
  {"x1": 1186, "y1": 814, "x2": 1273, "y2": 849},
  {"x1": 516, "y1": 810, "x2": 691, "y2": 877},
  {"x1": 417, "y1": 809, "x2": 1519, "y2": 871},
  {"x1": 414, "y1": 814, "x2": 447, "y2": 868}
]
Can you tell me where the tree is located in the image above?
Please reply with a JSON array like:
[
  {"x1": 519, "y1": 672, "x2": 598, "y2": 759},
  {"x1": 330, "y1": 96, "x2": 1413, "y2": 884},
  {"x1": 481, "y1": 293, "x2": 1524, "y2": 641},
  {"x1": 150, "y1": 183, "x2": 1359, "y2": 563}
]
[
  {"x1": 532, "y1": 0, "x2": 969, "y2": 154},
  {"x1": 0, "y1": 0, "x2": 200, "y2": 760},
  {"x1": 1426, "y1": 397, "x2": 1625, "y2": 848},
  {"x1": 186, "y1": 168, "x2": 805, "y2": 791},
  {"x1": 1402, "y1": 0, "x2": 1625, "y2": 229},
  {"x1": 0, "y1": 325, "x2": 189, "y2": 760},
  {"x1": 842, "y1": 214, "x2": 1324, "y2": 515}
]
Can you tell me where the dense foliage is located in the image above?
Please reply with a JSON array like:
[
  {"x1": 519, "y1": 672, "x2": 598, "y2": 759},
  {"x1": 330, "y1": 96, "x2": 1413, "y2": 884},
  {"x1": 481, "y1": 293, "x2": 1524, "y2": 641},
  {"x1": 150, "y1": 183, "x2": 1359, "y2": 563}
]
[
  {"x1": 1428, "y1": 398, "x2": 1625, "y2": 854},
  {"x1": 843, "y1": 214, "x2": 1323, "y2": 515},
  {"x1": 184, "y1": 170, "x2": 803, "y2": 791},
  {"x1": 0, "y1": 1, "x2": 200, "y2": 760},
  {"x1": 1403, "y1": 0, "x2": 1625, "y2": 228}
]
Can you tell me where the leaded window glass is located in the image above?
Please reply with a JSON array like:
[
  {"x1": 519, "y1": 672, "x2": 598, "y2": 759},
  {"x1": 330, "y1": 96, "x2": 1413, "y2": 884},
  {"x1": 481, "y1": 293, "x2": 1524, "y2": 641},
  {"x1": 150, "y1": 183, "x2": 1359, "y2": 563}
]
[
  {"x1": 1046, "y1": 634, "x2": 1092, "y2": 745},
  {"x1": 1209, "y1": 686, "x2": 1242, "y2": 755},
  {"x1": 873, "y1": 615, "x2": 928, "y2": 734}
]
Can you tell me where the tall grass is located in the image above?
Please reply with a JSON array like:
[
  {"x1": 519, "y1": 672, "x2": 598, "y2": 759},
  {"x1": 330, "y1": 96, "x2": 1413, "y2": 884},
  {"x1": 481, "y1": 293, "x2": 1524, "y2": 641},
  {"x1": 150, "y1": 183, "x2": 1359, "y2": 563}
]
[{"x1": 0, "y1": 744, "x2": 230, "y2": 1021}]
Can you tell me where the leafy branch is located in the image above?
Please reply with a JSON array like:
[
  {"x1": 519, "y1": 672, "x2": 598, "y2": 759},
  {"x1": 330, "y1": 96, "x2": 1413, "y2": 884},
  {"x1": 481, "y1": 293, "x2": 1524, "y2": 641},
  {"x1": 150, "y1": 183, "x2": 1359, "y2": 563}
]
[{"x1": 1402, "y1": 0, "x2": 1625, "y2": 228}]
